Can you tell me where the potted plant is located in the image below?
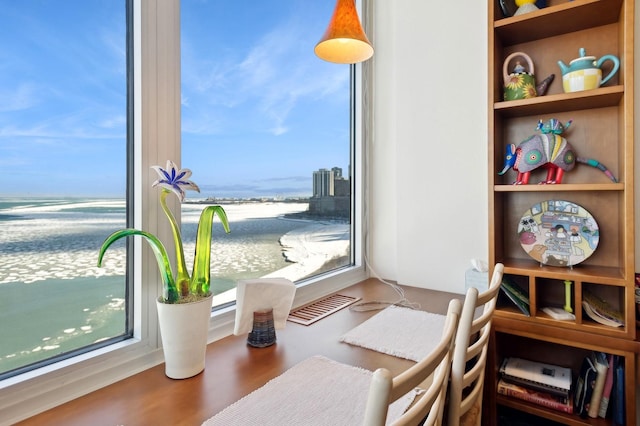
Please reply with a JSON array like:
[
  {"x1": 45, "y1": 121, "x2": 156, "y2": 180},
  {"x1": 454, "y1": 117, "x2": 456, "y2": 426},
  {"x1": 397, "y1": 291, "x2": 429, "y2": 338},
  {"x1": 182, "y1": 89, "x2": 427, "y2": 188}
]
[{"x1": 97, "y1": 160, "x2": 230, "y2": 379}]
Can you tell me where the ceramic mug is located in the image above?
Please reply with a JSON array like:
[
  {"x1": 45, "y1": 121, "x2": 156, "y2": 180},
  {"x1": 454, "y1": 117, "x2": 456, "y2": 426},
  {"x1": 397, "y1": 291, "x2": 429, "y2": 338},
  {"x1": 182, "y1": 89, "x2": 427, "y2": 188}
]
[{"x1": 562, "y1": 68, "x2": 602, "y2": 93}]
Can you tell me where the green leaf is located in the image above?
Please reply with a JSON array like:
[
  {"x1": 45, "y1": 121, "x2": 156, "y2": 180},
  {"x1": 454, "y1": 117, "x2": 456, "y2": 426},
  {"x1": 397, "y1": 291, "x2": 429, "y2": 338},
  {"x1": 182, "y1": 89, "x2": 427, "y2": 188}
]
[
  {"x1": 159, "y1": 189, "x2": 190, "y2": 296},
  {"x1": 97, "y1": 229, "x2": 179, "y2": 303},
  {"x1": 190, "y1": 206, "x2": 230, "y2": 296}
]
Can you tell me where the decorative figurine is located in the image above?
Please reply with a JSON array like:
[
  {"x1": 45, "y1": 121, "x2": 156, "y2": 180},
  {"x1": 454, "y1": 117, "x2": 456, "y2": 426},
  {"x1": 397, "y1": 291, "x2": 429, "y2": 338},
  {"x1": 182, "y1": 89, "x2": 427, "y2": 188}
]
[
  {"x1": 535, "y1": 73, "x2": 555, "y2": 96},
  {"x1": 563, "y1": 280, "x2": 573, "y2": 313},
  {"x1": 558, "y1": 48, "x2": 620, "y2": 93},
  {"x1": 514, "y1": 0, "x2": 539, "y2": 15},
  {"x1": 498, "y1": 118, "x2": 618, "y2": 184},
  {"x1": 503, "y1": 52, "x2": 537, "y2": 101}
]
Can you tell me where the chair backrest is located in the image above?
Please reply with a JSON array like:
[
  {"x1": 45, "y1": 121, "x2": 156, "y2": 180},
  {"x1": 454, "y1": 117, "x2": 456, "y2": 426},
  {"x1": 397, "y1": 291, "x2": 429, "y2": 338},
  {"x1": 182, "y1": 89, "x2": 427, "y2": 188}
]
[
  {"x1": 363, "y1": 298, "x2": 463, "y2": 426},
  {"x1": 446, "y1": 263, "x2": 504, "y2": 426}
]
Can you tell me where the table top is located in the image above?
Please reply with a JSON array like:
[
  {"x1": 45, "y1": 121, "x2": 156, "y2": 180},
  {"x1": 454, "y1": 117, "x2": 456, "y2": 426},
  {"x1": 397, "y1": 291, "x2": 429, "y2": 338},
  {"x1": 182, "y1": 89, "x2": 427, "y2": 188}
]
[{"x1": 18, "y1": 279, "x2": 461, "y2": 426}]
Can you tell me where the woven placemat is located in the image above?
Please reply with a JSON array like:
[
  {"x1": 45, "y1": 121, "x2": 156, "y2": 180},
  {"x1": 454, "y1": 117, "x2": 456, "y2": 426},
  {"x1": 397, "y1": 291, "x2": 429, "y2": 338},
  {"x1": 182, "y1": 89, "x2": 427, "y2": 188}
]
[
  {"x1": 340, "y1": 305, "x2": 446, "y2": 362},
  {"x1": 202, "y1": 355, "x2": 417, "y2": 426}
]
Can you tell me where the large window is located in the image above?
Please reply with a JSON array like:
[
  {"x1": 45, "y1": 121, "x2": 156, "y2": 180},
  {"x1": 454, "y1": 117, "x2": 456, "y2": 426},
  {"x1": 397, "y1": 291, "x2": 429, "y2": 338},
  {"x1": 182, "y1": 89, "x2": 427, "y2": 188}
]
[
  {"x1": 1, "y1": 0, "x2": 367, "y2": 421},
  {"x1": 180, "y1": 1, "x2": 354, "y2": 307},
  {"x1": 0, "y1": 1, "x2": 130, "y2": 378}
]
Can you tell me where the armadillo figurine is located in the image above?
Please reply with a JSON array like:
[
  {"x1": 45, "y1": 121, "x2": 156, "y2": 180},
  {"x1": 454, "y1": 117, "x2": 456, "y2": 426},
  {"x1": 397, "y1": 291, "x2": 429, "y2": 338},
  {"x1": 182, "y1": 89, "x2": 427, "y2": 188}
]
[{"x1": 498, "y1": 118, "x2": 617, "y2": 184}]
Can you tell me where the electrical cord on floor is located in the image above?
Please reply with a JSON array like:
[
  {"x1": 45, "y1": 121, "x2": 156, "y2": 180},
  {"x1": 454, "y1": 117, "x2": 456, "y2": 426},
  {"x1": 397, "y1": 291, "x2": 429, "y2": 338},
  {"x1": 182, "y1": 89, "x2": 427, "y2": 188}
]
[{"x1": 349, "y1": 252, "x2": 421, "y2": 312}]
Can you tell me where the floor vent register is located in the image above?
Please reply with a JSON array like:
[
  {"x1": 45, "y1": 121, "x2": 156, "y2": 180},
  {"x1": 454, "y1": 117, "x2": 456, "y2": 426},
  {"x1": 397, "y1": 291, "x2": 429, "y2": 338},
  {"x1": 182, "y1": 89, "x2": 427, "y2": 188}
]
[{"x1": 287, "y1": 294, "x2": 361, "y2": 326}]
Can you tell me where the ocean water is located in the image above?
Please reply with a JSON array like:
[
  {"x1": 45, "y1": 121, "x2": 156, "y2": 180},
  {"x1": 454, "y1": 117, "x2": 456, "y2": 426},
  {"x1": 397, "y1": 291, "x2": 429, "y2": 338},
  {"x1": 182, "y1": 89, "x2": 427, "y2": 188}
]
[
  {"x1": 0, "y1": 198, "x2": 348, "y2": 375},
  {"x1": 0, "y1": 198, "x2": 312, "y2": 286}
]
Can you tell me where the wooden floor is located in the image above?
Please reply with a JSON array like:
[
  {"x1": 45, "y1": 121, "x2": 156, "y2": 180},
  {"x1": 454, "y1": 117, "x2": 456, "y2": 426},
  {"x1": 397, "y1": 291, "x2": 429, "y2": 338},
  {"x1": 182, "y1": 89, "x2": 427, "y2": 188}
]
[{"x1": 18, "y1": 278, "x2": 461, "y2": 426}]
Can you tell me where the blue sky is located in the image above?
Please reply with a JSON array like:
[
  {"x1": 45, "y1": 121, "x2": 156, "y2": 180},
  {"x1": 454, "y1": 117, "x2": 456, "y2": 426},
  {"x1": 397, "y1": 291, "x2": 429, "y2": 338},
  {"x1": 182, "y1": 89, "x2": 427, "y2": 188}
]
[{"x1": 0, "y1": 1, "x2": 350, "y2": 198}]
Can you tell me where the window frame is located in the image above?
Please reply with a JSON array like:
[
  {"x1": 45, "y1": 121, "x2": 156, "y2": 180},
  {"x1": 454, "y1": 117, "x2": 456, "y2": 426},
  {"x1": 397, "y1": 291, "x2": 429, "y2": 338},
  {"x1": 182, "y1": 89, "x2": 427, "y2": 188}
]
[{"x1": 0, "y1": 0, "x2": 370, "y2": 422}]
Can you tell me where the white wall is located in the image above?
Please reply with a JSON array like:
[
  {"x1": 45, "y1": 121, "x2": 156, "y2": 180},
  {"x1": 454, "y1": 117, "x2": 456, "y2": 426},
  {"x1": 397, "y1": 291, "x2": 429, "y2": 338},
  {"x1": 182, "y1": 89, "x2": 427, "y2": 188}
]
[
  {"x1": 370, "y1": 0, "x2": 488, "y2": 293},
  {"x1": 371, "y1": 1, "x2": 640, "y2": 293}
]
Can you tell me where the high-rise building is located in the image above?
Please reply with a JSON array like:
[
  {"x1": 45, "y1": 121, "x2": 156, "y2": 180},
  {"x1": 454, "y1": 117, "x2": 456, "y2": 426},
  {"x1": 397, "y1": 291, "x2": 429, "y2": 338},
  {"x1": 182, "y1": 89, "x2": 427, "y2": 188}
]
[
  {"x1": 313, "y1": 168, "x2": 335, "y2": 197},
  {"x1": 310, "y1": 167, "x2": 350, "y2": 218}
]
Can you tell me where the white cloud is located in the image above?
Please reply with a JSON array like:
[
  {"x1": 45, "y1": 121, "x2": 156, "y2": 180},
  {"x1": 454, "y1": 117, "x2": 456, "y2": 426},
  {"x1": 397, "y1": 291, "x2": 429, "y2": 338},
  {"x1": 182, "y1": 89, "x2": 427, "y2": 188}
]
[
  {"x1": 0, "y1": 83, "x2": 40, "y2": 112},
  {"x1": 181, "y1": 10, "x2": 348, "y2": 139}
]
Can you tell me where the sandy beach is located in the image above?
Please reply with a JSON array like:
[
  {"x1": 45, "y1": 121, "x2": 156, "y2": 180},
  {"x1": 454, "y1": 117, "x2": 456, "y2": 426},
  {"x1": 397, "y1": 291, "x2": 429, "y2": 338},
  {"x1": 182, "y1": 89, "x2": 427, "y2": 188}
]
[{"x1": 269, "y1": 222, "x2": 350, "y2": 280}]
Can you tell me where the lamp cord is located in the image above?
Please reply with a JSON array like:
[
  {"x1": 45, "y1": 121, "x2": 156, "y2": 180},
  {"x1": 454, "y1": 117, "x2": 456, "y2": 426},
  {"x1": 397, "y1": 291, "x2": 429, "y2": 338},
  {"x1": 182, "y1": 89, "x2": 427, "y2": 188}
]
[
  {"x1": 356, "y1": 65, "x2": 419, "y2": 313},
  {"x1": 349, "y1": 251, "x2": 421, "y2": 312}
]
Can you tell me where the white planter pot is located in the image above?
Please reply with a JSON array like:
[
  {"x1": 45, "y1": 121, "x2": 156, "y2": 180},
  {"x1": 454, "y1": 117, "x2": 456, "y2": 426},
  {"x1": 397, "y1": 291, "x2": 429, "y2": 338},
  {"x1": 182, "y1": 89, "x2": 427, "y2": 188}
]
[{"x1": 156, "y1": 294, "x2": 213, "y2": 379}]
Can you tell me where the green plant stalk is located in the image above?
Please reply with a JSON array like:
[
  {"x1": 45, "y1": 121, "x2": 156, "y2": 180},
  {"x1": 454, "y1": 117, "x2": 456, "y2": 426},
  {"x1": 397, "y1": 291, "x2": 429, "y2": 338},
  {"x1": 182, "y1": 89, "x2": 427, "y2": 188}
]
[
  {"x1": 190, "y1": 206, "x2": 231, "y2": 296},
  {"x1": 98, "y1": 162, "x2": 231, "y2": 304},
  {"x1": 97, "y1": 229, "x2": 179, "y2": 303},
  {"x1": 159, "y1": 189, "x2": 191, "y2": 296}
]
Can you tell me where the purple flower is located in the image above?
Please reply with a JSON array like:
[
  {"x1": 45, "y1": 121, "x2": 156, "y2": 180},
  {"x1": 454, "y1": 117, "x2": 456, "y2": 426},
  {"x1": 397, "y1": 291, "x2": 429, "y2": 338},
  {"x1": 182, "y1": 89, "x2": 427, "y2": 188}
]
[{"x1": 151, "y1": 160, "x2": 200, "y2": 202}]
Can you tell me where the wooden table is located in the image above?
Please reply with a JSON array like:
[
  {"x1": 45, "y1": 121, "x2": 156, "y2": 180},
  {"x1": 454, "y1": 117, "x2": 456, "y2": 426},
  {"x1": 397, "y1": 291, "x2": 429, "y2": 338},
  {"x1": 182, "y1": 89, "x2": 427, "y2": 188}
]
[{"x1": 18, "y1": 279, "x2": 460, "y2": 426}]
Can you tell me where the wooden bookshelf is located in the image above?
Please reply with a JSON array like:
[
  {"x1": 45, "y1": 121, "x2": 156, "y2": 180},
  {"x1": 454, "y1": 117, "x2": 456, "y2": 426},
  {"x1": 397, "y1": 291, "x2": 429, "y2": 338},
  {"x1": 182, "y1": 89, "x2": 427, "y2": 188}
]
[{"x1": 486, "y1": 0, "x2": 639, "y2": 424}]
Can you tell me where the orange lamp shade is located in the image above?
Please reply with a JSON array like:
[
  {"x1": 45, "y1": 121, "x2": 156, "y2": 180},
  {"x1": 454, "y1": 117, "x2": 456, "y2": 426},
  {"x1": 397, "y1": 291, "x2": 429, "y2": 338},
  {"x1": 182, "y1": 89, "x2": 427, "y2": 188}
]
[{"x1": 314, "y1": 0, "x2": 374, "y2": 64}]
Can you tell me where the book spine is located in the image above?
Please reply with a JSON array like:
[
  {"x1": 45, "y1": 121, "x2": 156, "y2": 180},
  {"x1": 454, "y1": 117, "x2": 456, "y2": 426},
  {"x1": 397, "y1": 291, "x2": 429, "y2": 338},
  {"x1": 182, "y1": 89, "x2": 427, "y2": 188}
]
[
  {"x1": 575, "y1": 355, "x2": 597, "y2": 417},
  {"x1": 587, "y1": 352, "x2": 608, "y2": 418},
  {"x1": 501, "y1": 374, "x2": 568, "y2": 398},
  {"x1": 598, "y1": 353, "x2": 615, "y2": 418},
  {"x1": 497, "y1": 379, "x2": 573, "y2": 414},
  {"x1": 612, "y1": 359, "x2": 625, "y2": 425}
]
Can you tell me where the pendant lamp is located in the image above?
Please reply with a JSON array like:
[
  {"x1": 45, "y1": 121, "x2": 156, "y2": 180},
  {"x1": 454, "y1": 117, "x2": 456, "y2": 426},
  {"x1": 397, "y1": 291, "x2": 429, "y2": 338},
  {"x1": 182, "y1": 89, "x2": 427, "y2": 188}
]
[{"x1": 315, "y1": 0, "x2": 373, "y2": 64}]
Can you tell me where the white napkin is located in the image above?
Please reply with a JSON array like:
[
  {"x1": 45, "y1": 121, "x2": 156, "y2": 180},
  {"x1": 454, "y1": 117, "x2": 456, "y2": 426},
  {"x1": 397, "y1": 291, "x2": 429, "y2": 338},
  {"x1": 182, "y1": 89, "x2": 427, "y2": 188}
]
[{"x1": 233, "y1": 278, "x2": 296, "y2": 335}]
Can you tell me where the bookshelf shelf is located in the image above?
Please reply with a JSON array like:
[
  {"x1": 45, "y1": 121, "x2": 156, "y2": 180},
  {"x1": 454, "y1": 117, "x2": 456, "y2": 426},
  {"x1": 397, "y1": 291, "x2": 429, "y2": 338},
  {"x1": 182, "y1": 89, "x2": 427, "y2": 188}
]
[
  {"x1": 486, "y1": 0, "x2": 639, "y2": 424},
  {"x1": 496, "y1": 396, "x2": 603, "y2": 426},
  {"x1": 490, "y1": 326, "x2": 637, "y2": 425}
]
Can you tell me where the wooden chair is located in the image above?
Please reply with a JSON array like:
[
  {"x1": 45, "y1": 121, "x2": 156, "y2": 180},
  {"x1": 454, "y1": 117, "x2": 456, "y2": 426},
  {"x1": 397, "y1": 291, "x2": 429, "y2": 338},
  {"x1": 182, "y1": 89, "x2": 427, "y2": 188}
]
[
  {"x1": 363, "y1": 298, "x2": 463, "y2": 426},
  {"x1": 446, "y1": 263, "x2": 504, "y2": 426}
]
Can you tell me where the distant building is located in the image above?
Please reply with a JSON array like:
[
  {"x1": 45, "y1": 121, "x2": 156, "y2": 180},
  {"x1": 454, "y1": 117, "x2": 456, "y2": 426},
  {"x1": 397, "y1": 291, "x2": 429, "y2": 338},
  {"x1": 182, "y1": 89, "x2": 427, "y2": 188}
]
[
  {"x1": 309, "y1": 167, "x2": 350, "y2": 219},
  {"x1": 334, "y1": 177, "x2": 350, "y2": 197},
  {"x1": 313, "y1": 168, "x2": 334, "y2": 197}
]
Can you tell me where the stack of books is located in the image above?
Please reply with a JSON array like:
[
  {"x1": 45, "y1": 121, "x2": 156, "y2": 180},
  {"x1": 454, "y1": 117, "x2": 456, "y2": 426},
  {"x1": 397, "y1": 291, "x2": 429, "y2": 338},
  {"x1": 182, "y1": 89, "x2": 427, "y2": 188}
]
[
  {"x1": 498, "y1": 357, "x2": 573, "y2": 414},
  {"x1": 575, "y1": 351, "x2": 625, "y2": 423}
]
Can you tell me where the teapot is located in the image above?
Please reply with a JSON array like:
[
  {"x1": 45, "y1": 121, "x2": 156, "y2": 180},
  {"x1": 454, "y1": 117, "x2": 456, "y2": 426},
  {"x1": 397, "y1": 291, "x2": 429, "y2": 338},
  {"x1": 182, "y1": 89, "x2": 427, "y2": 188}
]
[
  {"x1": 503, "y1": 52, "x2": 537, "y2": 101},
  {"x1": 557, "y1": 48, "x2": 620, "y2": 93}
]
